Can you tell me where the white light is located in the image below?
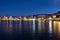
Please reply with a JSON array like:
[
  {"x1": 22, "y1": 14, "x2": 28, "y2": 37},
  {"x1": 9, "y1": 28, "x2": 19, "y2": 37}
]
[
  {"x1": 32, "y1": 18, "x2": 35, "y2": 35},
  {"x1": 33, "y1": 19, "x2": 35, "y2": 31},
  {"x1": 49, "y1": 17, "x2": 52, "y2": 20},
  {"x1": 49, "y1": 20, "x2": 52, "y2": 33},
  {"x1": 29, "y1": 18, "x2": 35, "y2": 21}
]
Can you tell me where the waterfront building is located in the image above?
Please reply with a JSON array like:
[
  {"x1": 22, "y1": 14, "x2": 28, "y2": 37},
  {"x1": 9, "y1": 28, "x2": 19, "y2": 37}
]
[{"x1": 0, "y1": 11, "x2": 60, "y2": 21}]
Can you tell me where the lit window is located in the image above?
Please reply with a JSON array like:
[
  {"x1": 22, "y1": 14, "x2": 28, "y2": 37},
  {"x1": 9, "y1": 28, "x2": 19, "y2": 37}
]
[{"x1": 53, "y1": 15, "x2": 56, "y2": 18}]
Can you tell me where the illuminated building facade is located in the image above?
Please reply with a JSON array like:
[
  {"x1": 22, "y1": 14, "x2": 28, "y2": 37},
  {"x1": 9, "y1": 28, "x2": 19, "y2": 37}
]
[{"x1": 0, "y1": 11, "x2": 60, "y2": 21}]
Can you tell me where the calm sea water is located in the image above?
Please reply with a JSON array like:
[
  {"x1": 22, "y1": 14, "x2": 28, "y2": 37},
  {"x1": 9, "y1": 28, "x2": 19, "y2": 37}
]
[{"x1": 0, "y1": 20, "x2": 60, "y2": 40}]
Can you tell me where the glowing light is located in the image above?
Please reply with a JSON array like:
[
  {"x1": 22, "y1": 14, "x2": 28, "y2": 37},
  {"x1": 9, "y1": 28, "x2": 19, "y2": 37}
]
[
  {"x1": 49, "y1": 20, "x2": 52, "y2": 33},
  {"x1": 29, "y1": 18, "x2": 36, "y2": 21},
  {"x1": 24, "y1": 17, "x2": 27, "y2": 21},
  {"x1": 32, "y1": 18, "x2": 35, "y2": 34},
  {"x1": 38, "y1": 18, "x2": 42, "y2": 33},
  {"x1": 9, "y1": 16, "x2": 13, "y2": 20},
  {"x1": 58, "y1": 22, "x2": 60, "y2": 32},
  {"x1": 53, "y1": 21, "x2": 56, "y2": 32},
  {"x1": 4, "y1": 16, "x2": 6, "y2": 20},
  {"x1": 49, "y1": 17, "x2": 52, "y2": 19},
  {"x1": 53, "y1": 15, "x2": 56, "y2": 18}
]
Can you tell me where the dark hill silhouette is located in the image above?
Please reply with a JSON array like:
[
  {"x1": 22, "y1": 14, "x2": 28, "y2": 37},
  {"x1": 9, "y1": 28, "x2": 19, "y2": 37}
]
[
  {"x1": 57, "y1": 11, "x2": 60, "y2": 14},
  {"x1": 54, "y1": 11, "x2": 60, "y2": 15}
]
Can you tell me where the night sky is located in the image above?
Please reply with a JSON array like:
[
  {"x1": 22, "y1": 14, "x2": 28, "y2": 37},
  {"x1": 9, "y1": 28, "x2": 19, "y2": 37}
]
[{"x1": 0, "y1": 0, "x2": 60, "y2": 16}]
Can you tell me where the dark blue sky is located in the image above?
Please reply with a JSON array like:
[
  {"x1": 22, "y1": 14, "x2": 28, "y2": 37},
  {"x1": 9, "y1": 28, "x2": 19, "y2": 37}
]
[{"x1": 0, "y1": 0, "x2": 60, "y2": 16}]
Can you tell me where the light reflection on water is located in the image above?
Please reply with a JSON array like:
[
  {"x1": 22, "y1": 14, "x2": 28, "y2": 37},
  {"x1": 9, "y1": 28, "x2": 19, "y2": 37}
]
[
  {"x1": 49, "y1": 20, "x2": 52, "y2": 33},
  {"x1": 32, "y1": 19, "x2": 35, "y2": 35},
  {"x1": 38, "y1": 18, "x2": 42, "y2": 33},
  {"x1": 53, "y1": 21, "x2": 60, "y2": 38},
  {"x1": 0, "y1": 20, "x2": 60, "y2": 40}
]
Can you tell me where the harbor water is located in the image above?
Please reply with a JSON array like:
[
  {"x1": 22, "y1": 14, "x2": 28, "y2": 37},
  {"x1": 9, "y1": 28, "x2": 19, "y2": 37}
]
[{"x1": 0, "y1": 20, "x2": 60, "y2": 40}]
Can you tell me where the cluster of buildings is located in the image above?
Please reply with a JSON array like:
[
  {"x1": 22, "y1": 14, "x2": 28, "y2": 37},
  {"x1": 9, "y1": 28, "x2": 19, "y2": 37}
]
[{"x1": 0, "y1": 11, "x2": 60, "y2": 21}]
